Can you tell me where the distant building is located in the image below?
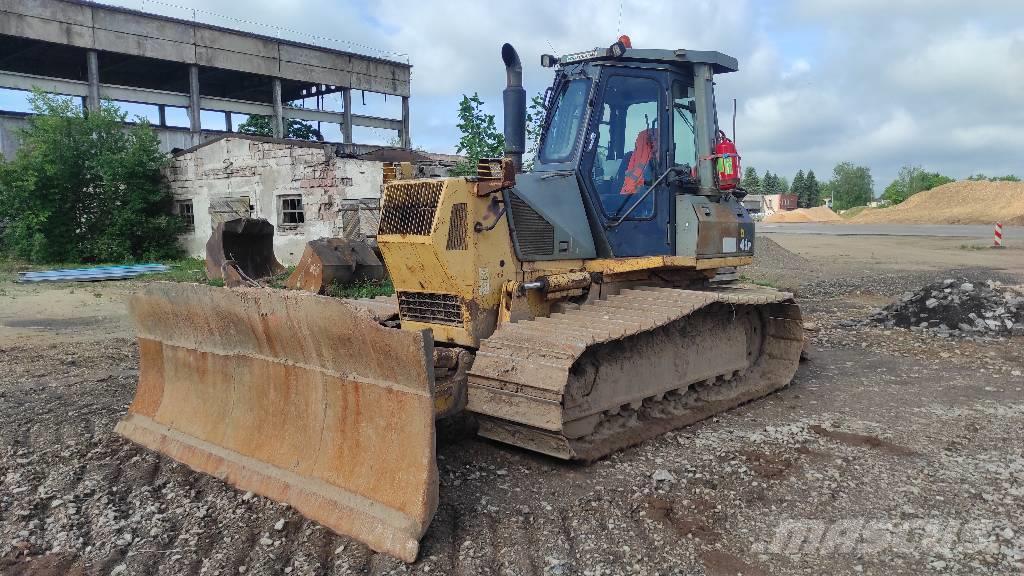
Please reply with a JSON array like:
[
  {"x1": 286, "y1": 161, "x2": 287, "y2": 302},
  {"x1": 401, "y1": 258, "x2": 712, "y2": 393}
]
[
  {"x1": 760, "y1": 193, "x2": 799, "y2": 215},
  {"x1": 165, "y1": 134, "x2": 458, "y2": 264}
]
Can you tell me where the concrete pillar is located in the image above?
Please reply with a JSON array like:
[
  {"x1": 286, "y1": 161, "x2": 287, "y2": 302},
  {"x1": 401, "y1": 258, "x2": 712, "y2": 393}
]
[
  {"x1": 189, "y1": 65, "x2": 201, "y2": 146},
  {"x1": 86, "y1": 50, "x2": 100, "y2": 114},
  {"x1": 342, "y1": 88, "x2": 353, "y2": 144},
  {"x1": 158, "y1": 105, "x2": 167, "y2": 127},
  {"x1": 401, "y1": 96, "x2": 410, "y2": 149},
  {"x1": 224, "y1": 111, "x2": 232, "y2": 132},
  {"x1": 272, "y1": 78, "x2": 284, "y2": 139}
]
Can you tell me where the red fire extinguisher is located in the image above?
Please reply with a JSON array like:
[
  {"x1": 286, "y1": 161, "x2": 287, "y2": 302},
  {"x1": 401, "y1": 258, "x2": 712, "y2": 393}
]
[{"x1": 714, "y1": 130, "x2": 741, "y2": 190}]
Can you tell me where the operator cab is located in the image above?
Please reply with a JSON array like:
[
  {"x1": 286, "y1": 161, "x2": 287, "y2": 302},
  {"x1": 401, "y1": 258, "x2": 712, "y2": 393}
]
[{"x1": 501, "y1": 38, "x2": 754, "y2": 262}]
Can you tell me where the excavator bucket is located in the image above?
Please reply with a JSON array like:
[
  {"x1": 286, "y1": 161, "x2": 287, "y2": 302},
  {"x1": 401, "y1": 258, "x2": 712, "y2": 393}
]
[
  {"x1": 115, "y1": 282, "x2": 438, "y2": 562},
  {"x1": 206, "y1": 218, "x2": 286, "y2": 285},
  {"x1": 286, "y1": 238, "x2": 385, "y2": 294}
]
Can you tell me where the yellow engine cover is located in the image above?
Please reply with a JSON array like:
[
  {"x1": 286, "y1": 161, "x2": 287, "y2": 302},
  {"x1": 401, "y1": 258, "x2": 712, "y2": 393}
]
[{"x1": 378, "y1": 177, "x2": 517, "y2": 347}]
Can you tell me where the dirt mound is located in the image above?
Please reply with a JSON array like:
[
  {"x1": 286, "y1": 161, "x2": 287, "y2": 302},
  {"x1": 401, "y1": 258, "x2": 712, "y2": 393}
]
[
  {"x1": 849, "y1": 180, "x2": 1024, "y2": 225},
  {"x1": 868, "y1": 277, "x2": 1023, "y2": 338},
  {"x1": 763, "y1": 206, "x2": 842, "y2": 223}
]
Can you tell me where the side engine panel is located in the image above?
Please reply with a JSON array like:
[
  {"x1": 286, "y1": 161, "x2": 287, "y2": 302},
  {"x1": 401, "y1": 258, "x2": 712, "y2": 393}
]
[{"x1": 675, "y1": 195, "x2": 755, "y2": 259}]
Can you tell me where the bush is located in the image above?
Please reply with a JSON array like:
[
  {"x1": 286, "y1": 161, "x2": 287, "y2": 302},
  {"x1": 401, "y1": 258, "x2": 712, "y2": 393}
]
[
  {"x1": 0, "y1": 91, "x2": 183, "y2": 263},
  {"x1": 882, "y1": 166, "x2": 954, "y2": 205}
]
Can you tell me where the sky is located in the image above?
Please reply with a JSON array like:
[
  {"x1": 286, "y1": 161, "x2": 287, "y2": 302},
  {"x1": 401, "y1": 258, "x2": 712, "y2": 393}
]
[{"x1": 3, "y1": 0, "x2": 1024, "y2": 192}]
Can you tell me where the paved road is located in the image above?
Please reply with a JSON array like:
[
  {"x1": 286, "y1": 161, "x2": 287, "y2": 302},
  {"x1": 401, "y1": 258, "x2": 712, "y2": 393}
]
[{"x1": 757, "y1": 223, "x2": 1023, "y2": 239}]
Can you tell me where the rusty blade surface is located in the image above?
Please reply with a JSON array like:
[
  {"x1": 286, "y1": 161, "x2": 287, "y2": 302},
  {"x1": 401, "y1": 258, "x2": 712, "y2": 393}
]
[{"x1": 115, "y1": 283, "x2": 437, "y2": 562}]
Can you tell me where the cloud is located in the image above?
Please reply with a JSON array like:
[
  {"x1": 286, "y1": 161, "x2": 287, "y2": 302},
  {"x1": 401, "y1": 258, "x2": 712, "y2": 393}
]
[{"x1": 92, "y1": 0, "x2": 1024, "y2": 188}]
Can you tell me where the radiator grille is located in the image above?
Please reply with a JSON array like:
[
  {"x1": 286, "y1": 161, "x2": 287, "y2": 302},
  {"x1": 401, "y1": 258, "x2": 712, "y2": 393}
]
[
  {"x1": 510, "y1": 194, "x2": 554, "y2": 257},
  {"x1": 446, "y1": 203, "x2": 468, "y2": 250},
  {"x1": 398, "y1": 292, "x2": 464, "y2": 326},
  {"x1": 379, "y1": 181, "x2": 443, "y2": 236}
]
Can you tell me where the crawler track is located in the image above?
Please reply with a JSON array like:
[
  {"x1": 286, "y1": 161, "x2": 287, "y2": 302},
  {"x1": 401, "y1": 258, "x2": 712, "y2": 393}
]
[{"x1": 467, "y1": 286, "x2": 804, "y2": 460}]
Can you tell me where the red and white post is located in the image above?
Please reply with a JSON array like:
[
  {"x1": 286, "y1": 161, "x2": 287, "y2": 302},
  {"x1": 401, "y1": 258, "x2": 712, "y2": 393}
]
[{"x1": 992, "y1": 222, "x2": 1004, "y2": 249}]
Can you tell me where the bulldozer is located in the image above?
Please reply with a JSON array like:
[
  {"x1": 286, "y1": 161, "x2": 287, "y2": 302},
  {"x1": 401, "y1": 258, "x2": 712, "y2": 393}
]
[{"x1": 115, "y1": 38, "x2": 803, "y2": 562}]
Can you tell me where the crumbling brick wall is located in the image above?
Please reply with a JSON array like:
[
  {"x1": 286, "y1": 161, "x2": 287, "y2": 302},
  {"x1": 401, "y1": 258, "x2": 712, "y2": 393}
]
[{"x1": 165, "y1": 137, "x2": 383, "y2": 265}]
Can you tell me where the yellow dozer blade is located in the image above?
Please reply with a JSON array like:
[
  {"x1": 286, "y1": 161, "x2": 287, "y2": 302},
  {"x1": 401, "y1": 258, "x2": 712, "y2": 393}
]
[{"x1": 115, "y1": 282, "x2": 437, "y2": 562}]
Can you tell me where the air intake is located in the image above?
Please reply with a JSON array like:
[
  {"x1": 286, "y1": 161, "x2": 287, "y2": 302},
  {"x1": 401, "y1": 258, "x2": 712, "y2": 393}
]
[
  {"x1": 509, "y1": 194, "x2": 554, "y2": 258},
  {"x1": 380, "y1": 181, "x2": 443, "y2": 236},
  {"x1": 446, "y1": 203, "x2": 468, "y2": 250},
  {"x1": 398, "y1": 292, "x2": 464, "y2": 326}
]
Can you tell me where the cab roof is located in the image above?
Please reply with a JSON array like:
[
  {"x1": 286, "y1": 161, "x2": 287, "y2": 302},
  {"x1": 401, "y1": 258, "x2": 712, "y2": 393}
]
[{"x1": 559, "y1": 47, "x2": 738, "y2": 74}]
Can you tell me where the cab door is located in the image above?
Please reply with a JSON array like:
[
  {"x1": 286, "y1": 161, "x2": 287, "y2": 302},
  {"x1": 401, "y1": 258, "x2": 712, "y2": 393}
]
[{"x1": 580, "y1": 68, "x2": 672, "y2": 257}]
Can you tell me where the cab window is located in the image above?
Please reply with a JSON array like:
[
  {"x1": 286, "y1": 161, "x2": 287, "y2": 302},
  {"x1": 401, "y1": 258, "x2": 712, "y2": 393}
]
[
  {"x1": 589, "y1": 75, "x2": 660, "y2": 219},
  {"x1": 539, "y1": 79, "x2": 590, "y2": 164},
  {"x1": 672, "y1": 80, "x2": 697, "y2": 169}
]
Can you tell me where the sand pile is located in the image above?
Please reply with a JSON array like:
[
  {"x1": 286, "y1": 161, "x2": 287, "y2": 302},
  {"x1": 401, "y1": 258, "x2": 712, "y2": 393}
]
[
  {"x1": 763, "y1": 206, "x2": 842, "y2": 223},
  {"x1": 850, "y1": 180, "x2": 1024, "y2": 225}
]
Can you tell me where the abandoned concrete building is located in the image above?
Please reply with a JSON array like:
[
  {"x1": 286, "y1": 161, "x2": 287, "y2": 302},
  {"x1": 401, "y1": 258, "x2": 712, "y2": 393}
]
[
  {"x1": 0, "y1": 0, "x2": 413, "y2": 155},
  {"x1": 167, "y1": 135, "x2": 458, "y2": 264},
  {"x1": 1, "y1": 0, "x2": 466, "y2": 263}
]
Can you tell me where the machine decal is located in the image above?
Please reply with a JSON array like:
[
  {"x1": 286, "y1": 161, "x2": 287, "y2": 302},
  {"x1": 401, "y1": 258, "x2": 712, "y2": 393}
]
[
  {"x1": 722, "y1": 237, "x2": 737, "y2": 252},
  {"x1": 479, "y1": 267, "x2": 491, "y2": 296}
]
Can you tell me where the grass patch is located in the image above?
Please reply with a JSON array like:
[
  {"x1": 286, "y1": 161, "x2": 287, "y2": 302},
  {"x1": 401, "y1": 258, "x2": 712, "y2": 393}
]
[
  {"x1": 266, "y1": 266, "x2": 297, "y2": 289},
  {"x1": 739, "y1": 274, "x2": 779, "y2": 289},
  {"x1": 325, "y1": 278, "x2": 394, "y2": 299},
  {"x1": 840, "y1": 205, "x2": 870, "y2": 219},
  {"x1": 137, "y1": 258, "x2": 209, "y2": 283},
  {"x1": 1, "y1": 256, "x2": 217, "y2": 284}
]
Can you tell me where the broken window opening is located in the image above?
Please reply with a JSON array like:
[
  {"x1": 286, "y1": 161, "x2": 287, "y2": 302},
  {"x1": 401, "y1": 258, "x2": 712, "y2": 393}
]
[
  {"x1": 279, "y1": 195, "x2": 305, "y2": 230},
  {"x1": 176, "y1": 199, "x2": 195, "y2": 231}
]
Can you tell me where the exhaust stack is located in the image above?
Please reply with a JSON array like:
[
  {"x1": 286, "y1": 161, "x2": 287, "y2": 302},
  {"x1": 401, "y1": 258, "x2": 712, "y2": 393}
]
[{"x1": 501, "y1": 43, "x2": 526, "y2": 172}]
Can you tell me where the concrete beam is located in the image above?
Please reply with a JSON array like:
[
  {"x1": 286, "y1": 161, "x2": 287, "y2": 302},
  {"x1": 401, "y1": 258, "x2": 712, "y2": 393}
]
[
  {"x1": 0, "y1": 11, "x2": 93, "y2": 50},
  {"x1": 0, "y1": 70, "x2": 89, "y2": 97},
  {"x1": 104, "y1": 85, "x2": 189, "y2": 108},
  {"x1": 350, "y1": 114, "x2": 403, "y2": 131},
  {"x1": 4, "y1": 0, "x2": 94, "y2": 27},
  {"x1": 94, "y1": 28, "x2": 197, "y2": 64}
]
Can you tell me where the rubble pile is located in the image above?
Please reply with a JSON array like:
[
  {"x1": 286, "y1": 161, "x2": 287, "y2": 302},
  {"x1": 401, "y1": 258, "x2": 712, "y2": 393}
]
[{"x1": 869, "y1": 278, "x2": 1024, "y2": 338}]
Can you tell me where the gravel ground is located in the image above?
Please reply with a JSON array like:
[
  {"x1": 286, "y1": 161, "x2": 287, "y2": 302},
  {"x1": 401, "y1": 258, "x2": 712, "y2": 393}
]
[{"x1": 1, "y1": 238, "x2": 1022, "y2": 575}]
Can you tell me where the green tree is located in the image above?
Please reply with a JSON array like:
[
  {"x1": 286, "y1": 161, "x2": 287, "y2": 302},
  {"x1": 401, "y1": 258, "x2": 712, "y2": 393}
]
[
  {"x1": 741, "y1": 166, "x2": 761, "y2": 194},
  {"x1": 805, "y1": 170, "x2": 822, "y2": 207},
  {"x1": 450, "y1": 93, "x2": 505, "y2": 176},
  {"x1": 0, "y1": 91, "x2": 182, "y2": 263},
  {"x1": 523, "y1": 93, "x2": 546, "y2": 171},
  {"x1": 762, "y1": 170, "x2": 786, "y2": 196},
  {"x1": 829, "y1": 162, "x2": 874, "y2": 211},
  {"x1": 881, "y1": 165, "x2": 954, "y2": 205},
  {"x1": 791, "y1": 170, "x2": 807, "y2": 207},
  {"x1": 237, "y1": 115, "x2": 323, "y2": 141}
]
